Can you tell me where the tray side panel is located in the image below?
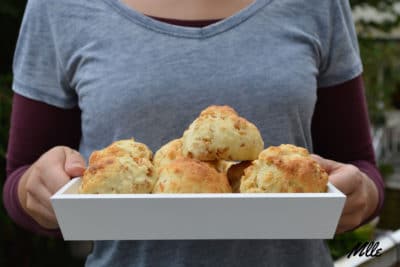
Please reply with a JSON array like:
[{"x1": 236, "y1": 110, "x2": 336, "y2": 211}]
[{"x1": 51, "y1": 195, "x2": 345, "y2": 240}]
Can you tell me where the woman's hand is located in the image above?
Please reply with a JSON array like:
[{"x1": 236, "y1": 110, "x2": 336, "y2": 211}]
[
  {"x1": 311, "y1": 154, "x2": 379, "y2": 234},
  {"x1": 18, "y1": 146, "x2": 86, "y2": 229}
]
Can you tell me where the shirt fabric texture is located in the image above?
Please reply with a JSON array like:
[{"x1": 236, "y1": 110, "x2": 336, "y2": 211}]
[{"x1": 10, "y1": 0, "x2": 364, "y2": 266}]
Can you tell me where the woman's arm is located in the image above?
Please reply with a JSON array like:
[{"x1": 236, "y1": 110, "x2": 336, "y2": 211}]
[
  {"x1": 3, "y1": 93, "x2": 82, "y2": 236},
  {"x1": 311, "y1": 75, "x2": 384, "y2": 231},
  {"x1": 5, "y1": 75, "x2": 383, "y2": 235}
]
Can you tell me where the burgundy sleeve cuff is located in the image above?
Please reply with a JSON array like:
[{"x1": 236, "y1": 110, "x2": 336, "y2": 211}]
[
  {"x1": 2, "y1": 165, "x2": 63, "y2": 238},
  {"x1": 350, "y1": 160, "x2": 385, "y2": 224}
]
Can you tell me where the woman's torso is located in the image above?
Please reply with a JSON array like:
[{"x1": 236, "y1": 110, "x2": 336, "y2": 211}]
[
  {"x1": 61, "y1": 0, "x2": 320, "y2": 160},
  {"x1": 25, "y1": 0, "x2": 359, "y2": 265}
]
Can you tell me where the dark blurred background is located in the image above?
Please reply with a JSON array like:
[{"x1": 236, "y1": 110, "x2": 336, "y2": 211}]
[
  {"x1": 1, "y1": 1, "x2": 90, "y2": 266},
  {"x1": 1, "y1": 0, "x2": 400, "y2": 266}
]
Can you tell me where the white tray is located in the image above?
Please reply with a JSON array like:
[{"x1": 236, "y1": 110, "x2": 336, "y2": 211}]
[{"x1": 51, "y1": 178, "x2": 345, "y2": 240}]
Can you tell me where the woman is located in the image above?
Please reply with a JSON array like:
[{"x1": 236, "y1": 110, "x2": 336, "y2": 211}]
[{"x1": 4, "y1": 0, "x2": 384, "y2": 266}]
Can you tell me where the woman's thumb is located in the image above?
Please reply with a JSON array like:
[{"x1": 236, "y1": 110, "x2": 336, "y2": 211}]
[{"x1": 64, "y1": 148, "x2": 86, "y2": 177}]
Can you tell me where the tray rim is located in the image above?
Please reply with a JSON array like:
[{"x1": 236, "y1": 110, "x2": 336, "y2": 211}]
[{"x1": 51, "y1": 177, "x2": 346, "y2": 200}]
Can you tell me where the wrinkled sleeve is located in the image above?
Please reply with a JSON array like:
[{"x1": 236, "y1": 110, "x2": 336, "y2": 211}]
[
  {"x1": 12, "y1": 0, "x2": 77, "y2": 108},
  {"x1": 317, "y1": 0, "x2": 363, "y2": 88}
]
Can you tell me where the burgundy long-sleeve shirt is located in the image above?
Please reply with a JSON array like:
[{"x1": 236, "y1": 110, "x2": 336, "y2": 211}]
[{"x1": 3, "y1": 16, "x2": 384, "y2": 237}]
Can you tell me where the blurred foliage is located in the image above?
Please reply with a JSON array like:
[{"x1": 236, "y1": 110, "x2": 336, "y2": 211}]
[
  {"x1": 351, "y1": 1, "x2": 400, "y2": 125},
  {"x1": 379, "y1": 163, "x2": 395, "y2": 179},
  {"x1": 378, "y1": 187, "x2": 400, "y2": 230},
  {"x1": 0, "y1": 0, "x2": 25, "y2": 74},
  {"x1": 0, "y1": 75, "x2": 13, "y2": 162},
  {"x1": 0, "y1": 75, "x2": 13, "y2": 228},
  {"x1": 0, "y1": 75, "x2": 14, "y2": 267},
  {"x1": 327, "y1": 223, "x2": 375, "y2": 260},
  {"x1": 351, "y1": 0, "x2": 400, "y2": 32},
  {"x1": 1, "y1": 0, "x2": 400, "y2": 265},
  {"x1": 359, "y1": 39, "x2": 400, "y2": 125}
]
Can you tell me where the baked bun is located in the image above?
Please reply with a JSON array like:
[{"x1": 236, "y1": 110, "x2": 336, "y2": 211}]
[
  {"x1": 152, "y1": 158, "x2": 232, "y2": 193},
  {"x1": 153, "y1": 138, "x2": 230, "y2": 174},
  {"x1": 240, "y1": 144, "x2": 328, "y2": 193},
  {"x1": 89, "y1": 139, "x2": 152, "y2": 164},
  {"x1": 79, "y1": 139, "x2": 155, "y2": 194},
  {"x1": 227, "y1": 161, "x2": 252, "y2": 193},
  {"x1": 182, "y1": 105, "x2": 264, "y2": 161},
  {"x1": 153, "y1": 139, "x2": 184, "y2": 174},
  {"x1": 207, "y1": 160, "x2": 234, "y2": 174}
]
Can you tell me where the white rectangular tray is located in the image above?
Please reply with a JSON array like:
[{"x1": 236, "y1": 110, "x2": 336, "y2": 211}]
[{"x1": 51, "y1": 178, "x2": 345, "y2": 240}]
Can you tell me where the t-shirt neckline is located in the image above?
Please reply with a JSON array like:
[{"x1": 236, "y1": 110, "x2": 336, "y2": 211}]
[{"x1": 102, "y1": 0, "x2": 272, "y2": 38}]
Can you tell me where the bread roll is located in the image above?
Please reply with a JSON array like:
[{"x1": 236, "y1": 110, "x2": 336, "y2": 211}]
[
  {"x1": 79, "y1": 139, "x2": 155, "y2": 194},
  {"x1": 89, "y1": 138, "x2": 152, "y2": 165},
  {"x1": 153, "y1": 138, "x2": 230, "y2": 174},
  {"x1": 152, "y1": 158, "x2": 232, "y2": 193},
  {"x1": 153, "y1": 139, "x2": 184, "y2": 174},
  {"x1": 182, "y1": 105, "x2": 264, "y2": 161},
  {"x1": 240, "y1": 144, "x2": 328, "y2": 193}
]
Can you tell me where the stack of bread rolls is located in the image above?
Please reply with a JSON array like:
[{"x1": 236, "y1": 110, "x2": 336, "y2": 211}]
[{"x1": 79, "y1": 105, "x2": 328, "y2": 194}]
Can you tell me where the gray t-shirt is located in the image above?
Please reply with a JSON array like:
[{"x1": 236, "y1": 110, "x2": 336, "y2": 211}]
[{"x1": 13, "y1": 0, "x2": 362, "y2": 266}]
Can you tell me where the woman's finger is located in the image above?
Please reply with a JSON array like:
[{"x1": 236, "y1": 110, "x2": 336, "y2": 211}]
[
  {"x1": 336, "y1": 213, "x2": 363, "y2": 234},
  {"x1": 40, "y1": 166, "x2": 71, "y2": 194},
  {"x1": 25, "y1": 177, "x2": 54, "y2": 211},
  {"x1": 64, "y1": 148, "x2": 86, "y2": 177},
  {"x1": 340, "y1": 190, "x2": 367, "y2": 216},
  {"x1": 26, "y1": 192, "x2": 58, "y2": 228},
  {"x1": 328, "y1": 165, "x2": 362, "y2": 195},
  {"x1": 310, "y1": 154, "x2": 343, "y2": 173}
]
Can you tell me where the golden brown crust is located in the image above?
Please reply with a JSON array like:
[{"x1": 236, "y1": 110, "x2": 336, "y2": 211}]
[
  {"x1": 153, "y1": 139, "x2": 184, "y2": 174},
  {"x1": 79, "y1": 139, "x2": 156, "y2": 194},
  {"x1": 88, "y1": 139, "x2": 152, "y2": 165},
  {"x1": 153, "y1": 138, "x2": 231, "y2": 175},
  {"x1": 240, "y1": 144, "x2": 328, "y2": 193},
  {"x1": 199, "y1": 105, "x2": 238, "y2": 117},
  {"x1": 152, "y1": 158, "x2": 232, "y2": 193},
  {"x1": 182, "y1": 105, "x2": 264, "y2": 161}
]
